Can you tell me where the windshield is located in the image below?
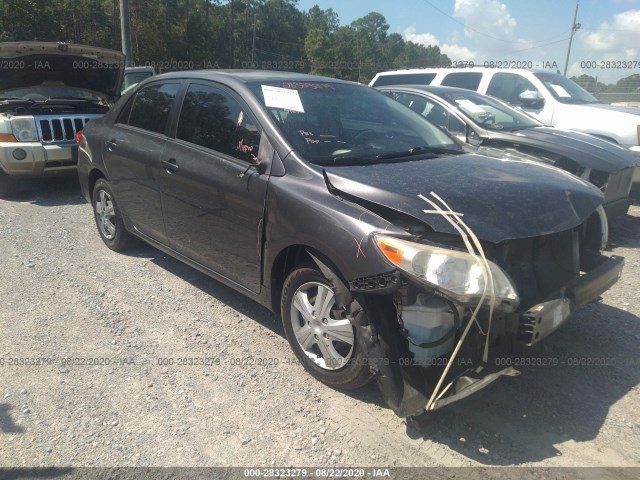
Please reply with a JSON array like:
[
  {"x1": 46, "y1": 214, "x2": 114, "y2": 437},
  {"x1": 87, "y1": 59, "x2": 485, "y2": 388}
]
[
  {"x1": 247, "y1": 81, "x2": 462, "y2": 165},
  {"x1": 534, "y1": 72, "x2": 600, "y2": 105},
  {"x1": 0, "y1": 85, "x2": 104, "y2": 102},
  {"x1": 439, "y1": 90, "x2": 541, "y2": 131}
]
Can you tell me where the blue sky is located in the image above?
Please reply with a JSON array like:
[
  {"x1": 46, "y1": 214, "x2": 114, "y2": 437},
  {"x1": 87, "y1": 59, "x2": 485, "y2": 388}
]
[{"x1": 296, "y1": 0, "x2": 640, "y2": 83}]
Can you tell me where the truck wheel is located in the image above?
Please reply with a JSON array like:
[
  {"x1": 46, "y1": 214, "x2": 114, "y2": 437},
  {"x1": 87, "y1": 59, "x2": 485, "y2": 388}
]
[
  {"x1": 92, "y1": 178, "x2": 136, "y2": 251},
  {"x1": 0, "y1": 171, "x2": 19, "y2": 198},
  {"x1": 281, "y1": 266, "x2": 373, "y2": 390}
]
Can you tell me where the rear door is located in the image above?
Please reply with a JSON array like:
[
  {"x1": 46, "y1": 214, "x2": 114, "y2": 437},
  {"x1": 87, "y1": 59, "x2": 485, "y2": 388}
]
[
  {"x1": 158, "y1": 81, "x2": 268, "y2": 293},
  {"x1": 104, "y1": 81, "x2": 183, "y2": 244}
]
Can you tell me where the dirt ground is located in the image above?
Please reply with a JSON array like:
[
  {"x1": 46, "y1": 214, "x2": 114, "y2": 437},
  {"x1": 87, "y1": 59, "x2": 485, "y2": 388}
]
[{"x1": 1, "y1": 177, "x2": 639, "y2": 473}]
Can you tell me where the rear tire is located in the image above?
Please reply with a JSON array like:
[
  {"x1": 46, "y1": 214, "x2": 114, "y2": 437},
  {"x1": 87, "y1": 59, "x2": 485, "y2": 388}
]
[
  {"x1": 92, "y1": 178, "x2": 136, "y2": 251},
  {"x1": 281, "y1": 266, "x2": 373, "y2": 390}
]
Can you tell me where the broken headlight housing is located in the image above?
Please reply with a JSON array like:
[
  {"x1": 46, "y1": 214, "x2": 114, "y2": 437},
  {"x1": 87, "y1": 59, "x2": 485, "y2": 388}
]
[{"x1": 374, "y1": 234, "x2": 519, "y2": 308}]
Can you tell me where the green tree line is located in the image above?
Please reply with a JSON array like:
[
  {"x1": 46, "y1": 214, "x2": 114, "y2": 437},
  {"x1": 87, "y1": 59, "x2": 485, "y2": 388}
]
[
  {"x1": 0, "y1": 0, "x2": 450, "y2": 83},
  {"x1": 571, "y1": 74, "x2": 640, "y2": 94}
]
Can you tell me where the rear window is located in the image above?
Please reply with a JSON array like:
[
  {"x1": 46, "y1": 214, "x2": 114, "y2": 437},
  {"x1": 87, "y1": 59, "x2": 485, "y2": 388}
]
[
  {"x1": 440, "y1": 72, "x2": 482, "y2": 90},
  {"x1": 371, "y1": 73, "x2": 436, "y2": 87}
]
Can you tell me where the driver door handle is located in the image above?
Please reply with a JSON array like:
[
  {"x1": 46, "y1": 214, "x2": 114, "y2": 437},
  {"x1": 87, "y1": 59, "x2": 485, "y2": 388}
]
[{"x1": 161, "y1": 158, "x2": 179, "y2": 173}]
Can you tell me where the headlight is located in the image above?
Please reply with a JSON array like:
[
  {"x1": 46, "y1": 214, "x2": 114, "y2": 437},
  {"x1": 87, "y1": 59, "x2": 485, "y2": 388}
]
[
  {"x1": 374, "y1": 234, "x2": 519, "y2": 307},
  {"x1": 10, "y1": 117, "x2": 38, "y2": 142}
]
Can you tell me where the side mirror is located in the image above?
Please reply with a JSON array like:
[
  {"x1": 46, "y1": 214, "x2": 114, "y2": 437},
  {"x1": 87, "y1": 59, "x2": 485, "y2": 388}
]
[
  {"x1": 465, "y1": 124, "x2": 482, "y2": 146},
  {"x1": 518, "y1": 90, "x2": 545, "y2": 109},
  {"x1": 240, "y1": 132, "x2": 274, "y2": 177}
]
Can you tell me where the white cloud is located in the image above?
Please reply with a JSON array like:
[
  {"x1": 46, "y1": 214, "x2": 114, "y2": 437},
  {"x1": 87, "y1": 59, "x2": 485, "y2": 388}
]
[
  {"x1": 403, "y1": 27, "x2": 439, "y2": 48},
  {"x1": 441, "y1": 44, "x2": 476, "y2": 61},
  {"x1": 452, "y1": 0, "x2": 532, "y2": 56},
  {"x1": 578, "y1": 9, "x2": 640, "y2": 82},
  {"x1": 583, "y1": 9, "x2": 640, "y2": 53},
  {"x1": 403, "y1": 26, "x2": 476, "y2": 61}
]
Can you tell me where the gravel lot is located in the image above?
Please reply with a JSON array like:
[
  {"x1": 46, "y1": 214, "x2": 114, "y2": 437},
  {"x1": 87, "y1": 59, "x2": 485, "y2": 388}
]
[{"x1": 1, "y1": 177, "x2": 639, "y2": 472}]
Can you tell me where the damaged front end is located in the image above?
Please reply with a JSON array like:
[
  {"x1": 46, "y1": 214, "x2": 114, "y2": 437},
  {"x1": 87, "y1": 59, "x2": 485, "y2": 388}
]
[
  {"x1": 313, "y1": 155, "x2": 625, "y2": 417},
  {"x1": 339, "y1": 204, "x2": 623, "y2": 418}
]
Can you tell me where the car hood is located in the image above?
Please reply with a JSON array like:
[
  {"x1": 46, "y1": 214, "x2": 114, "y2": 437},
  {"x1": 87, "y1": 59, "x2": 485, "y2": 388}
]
[
  {"x1": 483, "y1": 126, "x2": 640, "y2": 172},
  {"x1": 0, "y1": 42, "x2": 125, "y2": 102},
  {"x1": 324, "y1": 154, "x2": 604, "y2": 244},
  {"x1": 589, "y1": 103, "x2": 640, "y2": 116}
]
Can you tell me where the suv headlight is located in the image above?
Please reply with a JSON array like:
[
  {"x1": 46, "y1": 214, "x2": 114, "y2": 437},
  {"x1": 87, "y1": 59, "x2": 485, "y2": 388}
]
[
  {"x1": 10, "y1": 117, "x2": 38, "y2": 142},
  {"x1": 374, "y1": 234, "x2": 519, "y2": 307}
]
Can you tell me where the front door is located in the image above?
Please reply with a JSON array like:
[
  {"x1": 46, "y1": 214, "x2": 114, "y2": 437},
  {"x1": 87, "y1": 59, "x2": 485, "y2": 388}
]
[{"x1": 159, "y1": 81, "x2": 268, "y2": 293}]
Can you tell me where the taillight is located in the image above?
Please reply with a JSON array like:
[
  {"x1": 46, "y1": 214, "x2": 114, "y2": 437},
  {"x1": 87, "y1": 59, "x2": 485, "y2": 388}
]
[{"x1": 75, "y1": 131, "x2": 83, "y2": 144}]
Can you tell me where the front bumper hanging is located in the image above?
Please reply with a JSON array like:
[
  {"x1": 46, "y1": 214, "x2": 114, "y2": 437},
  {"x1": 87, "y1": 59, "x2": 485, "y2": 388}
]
[{"x1": 519, "y1": 255, "x2": 624, "y2": 346}]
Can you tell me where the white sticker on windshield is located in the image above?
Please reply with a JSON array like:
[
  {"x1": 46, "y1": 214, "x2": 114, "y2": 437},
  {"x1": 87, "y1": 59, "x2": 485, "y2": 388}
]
[
  {"x1": 455, "y1": 99, "x2": 486, "y2": 114},
  {"x1": 550, "y1": 84, "x2": 571, "y2": 98},
  {"x1": 261, "y1": 85, "x2": 305, "y2": 113}
]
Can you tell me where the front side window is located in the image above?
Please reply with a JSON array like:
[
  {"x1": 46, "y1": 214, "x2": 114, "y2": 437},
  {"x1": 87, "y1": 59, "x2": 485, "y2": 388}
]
[
  {"x1": 176, "y1": 83, "x2": 260, "y2": 162},
  {"x1": 127, "y1": 83, "x2": 180, "y2": 134},
  {"x1": 247, "y1": 81, "x2": 462, "y2": 165},
  {"x1": 439, "y1": 90, "x2": 541, "y2": 132},
  {"x1": 486, "y1": 73, "x2": 540, "y2": 106}
]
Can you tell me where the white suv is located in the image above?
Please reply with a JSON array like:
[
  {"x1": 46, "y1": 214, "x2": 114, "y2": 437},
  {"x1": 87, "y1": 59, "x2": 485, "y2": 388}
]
[
  {"x1": 0, "y1": 42, "x2": 124, "y2": 197},
  {"x1": 370, "y1": 68, "x2": 640, "y2": 152}
]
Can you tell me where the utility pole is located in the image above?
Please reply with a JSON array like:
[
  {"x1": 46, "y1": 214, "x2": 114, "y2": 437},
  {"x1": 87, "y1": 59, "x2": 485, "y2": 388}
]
[
  {"x1": 251, "y1": 13, "x2": 257, "y2": 63},
  {"x1": 120, "y1": 0, "x2": 133, "y2": 67},
  {"x1": 563, "y1": 0, "x2": 581, "y2": 76}
]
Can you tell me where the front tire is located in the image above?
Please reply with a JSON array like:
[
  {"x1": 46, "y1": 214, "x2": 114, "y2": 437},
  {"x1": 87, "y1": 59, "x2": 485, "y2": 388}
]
[
  {"x1": 0, "y1": 171, "x2": 19, "y2": 198},
  {"x1": 92, "y1": 178, "x2": 136, "y2": 251},
  {"x1": 281, "y1": 266, "x2": 373, "y2": 390}
]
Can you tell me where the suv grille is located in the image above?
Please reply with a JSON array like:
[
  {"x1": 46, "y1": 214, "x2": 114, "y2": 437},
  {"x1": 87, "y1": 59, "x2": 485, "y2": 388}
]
[{"x1": 35, "y1": 115, "x2": 100, "y2": 144}]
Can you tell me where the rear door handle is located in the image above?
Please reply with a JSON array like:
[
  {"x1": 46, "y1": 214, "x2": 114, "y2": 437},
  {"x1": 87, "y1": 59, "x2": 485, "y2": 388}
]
[
  {"x1": 161, "y1": 158, "x2": 179, "y2": 173},
  {"x1": 105, "y1": 139, "x2": 117, "y2": 151}
]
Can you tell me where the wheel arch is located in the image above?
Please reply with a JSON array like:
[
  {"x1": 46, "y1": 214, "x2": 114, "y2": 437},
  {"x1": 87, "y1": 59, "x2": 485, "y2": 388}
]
[
  {"x1": 87, "y1": 168, "x2": 108, "y2": 202},
  {"x1": 268, "y1": 244, "x2": 351, "y2": 318}
]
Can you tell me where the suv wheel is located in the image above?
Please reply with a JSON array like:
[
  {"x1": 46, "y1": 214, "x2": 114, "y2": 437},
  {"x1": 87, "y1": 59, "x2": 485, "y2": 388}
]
[
  {"x1": 92, "y1": 178, "x2": 136, "y2": 251},
  {"x1": 0, "y1": 171, "x2": 19, "y2": 198},
  {"x1": 281, "y1": 266, "x2": 373, "y2": 390}
]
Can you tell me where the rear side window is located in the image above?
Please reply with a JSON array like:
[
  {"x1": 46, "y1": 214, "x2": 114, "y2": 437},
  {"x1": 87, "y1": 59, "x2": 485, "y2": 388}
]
[
  {"x1": 176, "y1": 83, "x2": 260, "y2": 162},
  {"x1": 371, "y1": 73, "x2": 436, "y2": 87},
  {"x1": 486, "y1": 73, "x2": 539, "y2": 105},
  {"x1": 441, "y1": 72, "x2": 482, "y2": 90},
  {"x1": 127, "y1": 83, "x2": 181, "y2": 134}
]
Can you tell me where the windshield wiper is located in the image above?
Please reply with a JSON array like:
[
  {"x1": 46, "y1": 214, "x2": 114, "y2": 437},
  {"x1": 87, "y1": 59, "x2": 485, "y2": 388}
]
[
  {"x1": 376, "y1": 145, "x2": 462, "y2": 160},
  {"x1": 314, "y1": 155, "x2": 380, "y2": 166},
  {"x1": 49, "y1": 97, "x2": 98, "y2": 102},
  {"x1": 506, "y1": 126, "x2": 533, "y2": 132}
]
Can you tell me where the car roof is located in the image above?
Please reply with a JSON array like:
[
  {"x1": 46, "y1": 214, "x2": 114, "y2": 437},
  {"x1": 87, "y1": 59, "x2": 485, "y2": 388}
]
[
  {"x1": 151, "y1": 69, "x2": 356, "y2": 85},
  {"x1": 374, "y1": 67, "x2": 551, "y2": 76},
  {"x1": 125, "y1": 66, "x2": 155, "y2": 72},
  {"x1": 377, "y1": 84, "x2": 478, "y2": 95}
]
